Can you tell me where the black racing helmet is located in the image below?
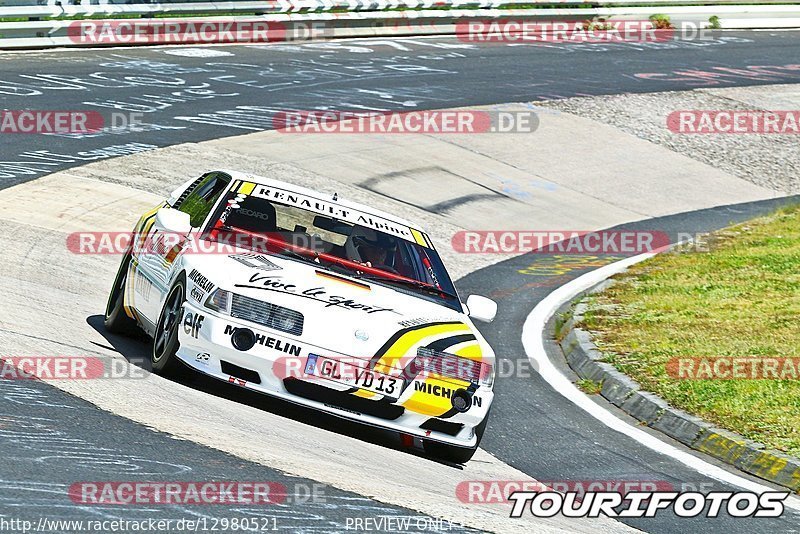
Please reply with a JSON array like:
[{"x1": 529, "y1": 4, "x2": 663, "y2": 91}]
[{"x1": 352, "y1": 229, "x2": 397, "y2": 253}]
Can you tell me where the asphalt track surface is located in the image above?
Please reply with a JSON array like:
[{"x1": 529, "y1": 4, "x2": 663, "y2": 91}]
[
  {"x1": 3, "y1": 31, "x2": 800, "y2": 188},
  {"x1": 2, "y1": 33, "x2": 800, "y2": 533},
  {"x1": 0, "y1": 377, "x2": 477, "y2": 533}
]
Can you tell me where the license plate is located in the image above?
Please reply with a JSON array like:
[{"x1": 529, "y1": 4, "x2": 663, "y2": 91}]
[{"x1": 305, "y1": 354, "x2": 402, "y2": 399}]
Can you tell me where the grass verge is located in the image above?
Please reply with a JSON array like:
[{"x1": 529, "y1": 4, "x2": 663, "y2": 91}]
[{"x1": 581, "y1": 205, "x2": 800, "y2": 457}]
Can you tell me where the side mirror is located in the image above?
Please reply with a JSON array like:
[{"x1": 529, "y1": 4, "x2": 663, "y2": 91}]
[
  {"x1": 155, "y1": 208, "x2": 192, "y2": 235},
  {"x1": 465, "y1": 295, "x2": 497, "y2": 323}
]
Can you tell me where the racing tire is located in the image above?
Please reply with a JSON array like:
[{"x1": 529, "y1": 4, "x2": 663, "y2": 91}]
[
  {"x1": 104, "y1": 251, "x2": 139, "y2": 335},
  {"x1": 423, "y1": 411, "x2": 490, "y2": 464},
  {"x1": 151, "y1": 275, "x2": 186, "y2": 376}
]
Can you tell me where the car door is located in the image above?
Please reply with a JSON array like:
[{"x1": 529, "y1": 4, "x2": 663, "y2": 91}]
[{"x1": 132, "y1": 172, "x2": 232, "y2": 326}]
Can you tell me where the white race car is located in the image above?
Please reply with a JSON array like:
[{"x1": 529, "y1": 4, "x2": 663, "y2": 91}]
[{"x1": 104, "y1": 170, "x2": 498, "y2": 463}]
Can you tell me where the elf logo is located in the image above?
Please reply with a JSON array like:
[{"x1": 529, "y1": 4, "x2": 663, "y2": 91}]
[{"x1": 183, "y1": 311, "x2": 205, "y2": 338}]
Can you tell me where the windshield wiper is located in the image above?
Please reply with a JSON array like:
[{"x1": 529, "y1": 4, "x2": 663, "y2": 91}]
[
  {"x1": 276, "y1": 245, "x2": 320, "y2": 265},
  {"x1": 325, "y1": 262, "x2": 360, "y2": 276}
]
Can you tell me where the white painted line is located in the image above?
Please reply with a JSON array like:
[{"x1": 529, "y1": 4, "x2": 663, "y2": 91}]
[{"x1": 521, "y1": 251, "x2": 800, "y2": 511}]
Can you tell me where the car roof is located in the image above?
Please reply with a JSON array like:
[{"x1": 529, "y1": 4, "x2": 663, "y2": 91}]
[{"x1": 220, "y1": 169, "x2": 422, "y2": 232}]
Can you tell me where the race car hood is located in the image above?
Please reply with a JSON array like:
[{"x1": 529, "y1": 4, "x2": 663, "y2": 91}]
[{"x1": 185, "y1": 252, "x2": 479, "y2": 360}]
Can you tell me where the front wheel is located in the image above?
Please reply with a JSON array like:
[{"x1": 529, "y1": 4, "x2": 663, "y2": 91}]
[
  {"x1": 152, "y1": 276, "x2": 186, "y2": 376},
  {"x1": 423, "y1": 411, "x2": 490, "y2": 464},
  {"x1": 104, "y1": 252, "x2": 139, "y2": 335}
]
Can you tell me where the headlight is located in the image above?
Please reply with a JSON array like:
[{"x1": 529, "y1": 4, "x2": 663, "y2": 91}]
[
  {"x1": 205, "y1": 289, "x2": 231, "y2": 314},
  {"x1": 205, "y1": 290, "x2": 304, "y2": 336},
  {"x1": 269, "y1": 307, "x2": 302, "y2": 335},
  {"x1": 415, "y1": 347, "x2": 494, "y2": 388}
]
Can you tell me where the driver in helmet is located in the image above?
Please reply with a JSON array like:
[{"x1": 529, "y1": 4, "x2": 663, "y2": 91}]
[{"x1": 351, "y1": 229, "x2": 397, "y2": 271}]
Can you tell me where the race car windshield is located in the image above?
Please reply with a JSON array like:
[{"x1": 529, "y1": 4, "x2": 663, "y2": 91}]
[{"x1": 206, "y1": 190, "x2": 460, "y2": 307}]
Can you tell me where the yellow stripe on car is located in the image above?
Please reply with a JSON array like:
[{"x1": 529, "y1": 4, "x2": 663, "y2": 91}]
[
  {"x1": 453, "y1": 342, "x2": 483, "y2": 361},
  {"x1": 362, "y1": 322, "x2": 485, "y2": 417},
  {"x1": 123, "y1": 261, "x2": 138, "y2": 321},
  {"x1": 399, "y1": 340, "x2": 483, "y2": 417},
  {"x1": 410, "y1": 228, "x2": 428, "y2": 247},
  {"x1": 371, "y1": 322, "x2": 472, "y2": 373},
  {"x1": 402, "y1": 375, "x2": 471, "y2": 417},
  {"x1": 238, "y1": 181, "x2": 256, "y2": 195}
]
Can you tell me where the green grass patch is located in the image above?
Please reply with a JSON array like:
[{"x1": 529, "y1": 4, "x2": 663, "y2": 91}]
[
  {"x1": 576, "y1": 378, "x2": 603, "y2": 395},
  {"x1": 582, "y1": 205, "x2": 800, "y2": 457},
  {"x1": 554, "y1": 309, "x2": 572, "y2": 341}
]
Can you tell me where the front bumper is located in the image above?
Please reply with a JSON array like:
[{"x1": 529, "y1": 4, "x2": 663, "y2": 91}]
[{"x1": 177, "y1": 302, "x2": 494, "y2": 447}]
